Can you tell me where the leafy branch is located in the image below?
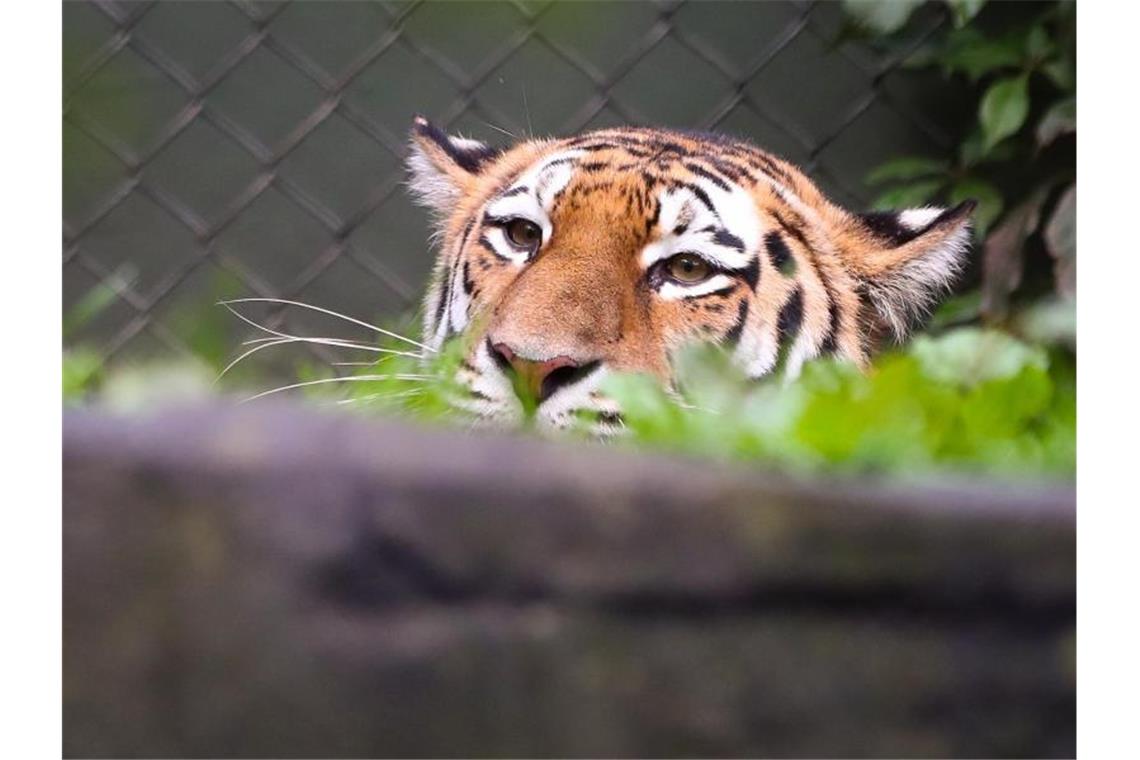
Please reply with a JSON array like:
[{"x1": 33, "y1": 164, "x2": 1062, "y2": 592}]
[{"x1": 846, "y1": 0, "x2": 1075, "y2": 322}]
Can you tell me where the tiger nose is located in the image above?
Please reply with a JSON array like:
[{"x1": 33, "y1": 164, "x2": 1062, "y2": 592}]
[{"x1": 490, "y1": 342, "x2": 584, "y2": 404}]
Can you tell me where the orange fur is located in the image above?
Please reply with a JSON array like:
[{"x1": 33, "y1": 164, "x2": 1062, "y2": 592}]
[{"x1": 407, "y1": 119, "x2": 974, "y2": 427}]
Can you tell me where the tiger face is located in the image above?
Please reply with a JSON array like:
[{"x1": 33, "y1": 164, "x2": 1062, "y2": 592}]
[{"x1": 407, "y1": 116, "x2": 974, "y2": 433}]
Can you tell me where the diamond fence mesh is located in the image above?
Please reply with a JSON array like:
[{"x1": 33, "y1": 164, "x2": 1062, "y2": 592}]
[{"x1": 63, "y1": 0, "x2": 965, "y2": 375}]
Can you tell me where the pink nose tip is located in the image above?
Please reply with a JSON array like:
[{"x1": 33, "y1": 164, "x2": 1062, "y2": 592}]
[{"x1": 490, "y1": 343, "x2": 581, "y2": 403}]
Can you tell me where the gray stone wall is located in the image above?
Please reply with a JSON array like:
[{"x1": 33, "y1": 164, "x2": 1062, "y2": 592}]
[{"x1": 64, "y1": 404, "x2": 1074, "y2": 757}]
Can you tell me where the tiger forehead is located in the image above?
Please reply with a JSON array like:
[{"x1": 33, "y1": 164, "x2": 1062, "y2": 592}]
[{"x1": 493, "y1": 144, "x2": 762, "y2": 228}]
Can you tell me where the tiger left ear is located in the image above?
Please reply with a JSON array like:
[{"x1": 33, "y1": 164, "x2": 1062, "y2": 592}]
[
  {"x1": 406, "y1": 115, "x2": 500, "y2": 219},
  {"x1": 852, "y1": 200, "x2": 976, "y2": 339}
]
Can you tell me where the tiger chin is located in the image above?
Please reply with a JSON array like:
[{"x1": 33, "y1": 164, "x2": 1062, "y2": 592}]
[{"x1": 406, "y1": 115, "x2": 974, "y2": 436}]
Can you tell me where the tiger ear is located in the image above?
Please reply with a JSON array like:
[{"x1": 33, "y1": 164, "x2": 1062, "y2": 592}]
[
  {"x1": 853, "y1": 200, "x2": 976, "y2": 340},
  {"x1": 406, "y1": 115, "x2": 501, "y2": 219}
]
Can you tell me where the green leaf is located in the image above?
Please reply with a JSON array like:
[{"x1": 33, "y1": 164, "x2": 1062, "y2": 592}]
[
  {"x1": 63, "y1": 349, "x2": 104, "y2": 403},
  {"x1": 1014, "y1": 298, "x2": 1075, "y2": 348},
  {"x1": 910, "y1": 328, "x2": 1048, "y2": 386},
  {"x1": 929, "y1": 291, "x2": 983, "y2": 330},
  {"x1": 865, "y1": 156, "x2": 949, "y2": 185},
  {"x1": 958, "y1": 128, "x2": 1016, "y2": 168},
  {"x1": 979, "y1": 75, "x2": 1030, "y2": 151},
  {"x1": 928, "y1": 28, "x2": 1022, "y2": 81},
  {"x1": 1042, "y1": 55, "x2": 1076, "y2": 91},
  {"x1": 63, "y1": 264, "x2": 137, "y2": 341},
  {"x1": 1023, "y1": 25, "x2": 1054, "y2": 62},
  {"x1": 841, "y1": 0, "x2": 924, "y2": 34},
  {"x1": 871, "y1": 180, "x2": 944, "y2": 210},
  {"x1": 1036, "y1": 97, "x2": 1076, "y2": 148},
  {"x1": 945, "y1": 0, "x2": 986, "y2": 28},
  {"x1": 948, "y1": 178, "x2": 1004, "y2": 236}
]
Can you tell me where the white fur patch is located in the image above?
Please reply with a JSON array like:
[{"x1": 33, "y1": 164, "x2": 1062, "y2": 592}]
[
  {"x1": 452, "y1": 339, "x2": 524, "y2": 424},
  {"x1": 406, "y1": 145, "x2": 461, "y2": 218},
  {"x1": 898, "y1": 206, "x2": 944, "y2": 231},
  {"x1": 639, "y1": 184, "x2": 760, "y2": 273},
  {"x1": 535, "y1": 364, "x2": 608, "y2": 432},
  {"x1": 482, "y1": 150, "x2": 584, "y2": 264},
  {"x1": 657, "y1": 274, "x2": 736, "y2": 301},
  {"x1": 480, "y1": 225, "x2": 533, "y2": 265}
]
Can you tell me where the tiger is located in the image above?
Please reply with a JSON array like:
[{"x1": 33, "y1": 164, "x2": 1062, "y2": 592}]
[{"x1": 406, "y1": 115, "x2": 974, "y2": 434}]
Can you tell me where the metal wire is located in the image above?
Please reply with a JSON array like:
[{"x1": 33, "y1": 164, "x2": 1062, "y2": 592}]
[{"x1": 62, "y1": 0, "x2": 950, "y2": 369}]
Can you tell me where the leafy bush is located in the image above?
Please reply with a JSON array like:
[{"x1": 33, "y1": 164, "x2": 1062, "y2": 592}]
[
  {"x1": 64, "y1": 0, "x2": 1075, "y2": 482},
  {"x1": 845, "y1": 0, "x2": 1075, "y2": 320},
  {"x1": 602, "y1": 325, "x2": 1073, "y2": 479}
]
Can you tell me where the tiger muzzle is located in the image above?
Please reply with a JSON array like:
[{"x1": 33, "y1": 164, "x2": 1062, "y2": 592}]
[{"x1": 489, "y1": 341, "x2": 600, "y2": 404}]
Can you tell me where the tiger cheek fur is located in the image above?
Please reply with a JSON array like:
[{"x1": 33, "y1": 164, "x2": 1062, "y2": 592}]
[{"x1": 406, "y1": 116, "x2": 975, "y2": 433}]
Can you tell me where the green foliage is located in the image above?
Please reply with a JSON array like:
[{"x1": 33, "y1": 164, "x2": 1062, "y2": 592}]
[
  {"x1": 600, "y1": 327, "x2": 1074, "y2": 479},
  {"x1": 67, "y1": 310, "x2": 1075, "y2": 481},
  {"x1": 978, "y1": 74, "x2": 1029, "y2": 150},
  {"x1": 851, "y1": 1, "x2": 1075, "y2": 318},
  {"x1": 293, "y1": 317, "x2": 1075, "y2": 480},
  {"x1": 842, "y1": 0, "x2": 926, "y2": 35},
  {"x1": 63, "y1": 348, "x2": 104, "y2": 404},
  {"x1": 63, "y1": 0, "x2": 1076, "y2": 483}
]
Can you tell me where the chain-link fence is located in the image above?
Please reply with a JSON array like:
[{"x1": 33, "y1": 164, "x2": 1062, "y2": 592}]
[{"x1": 63, "y1": 0, "x2": 967, "y2": 373}]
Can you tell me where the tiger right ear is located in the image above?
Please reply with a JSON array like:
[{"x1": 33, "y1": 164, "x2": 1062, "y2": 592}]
[
  {"x1": 853, "y1": 200, "x2": 976, "y2": 340},
  {"x1": 406, "y1": 115, "x2": 500, "y2": 219}
]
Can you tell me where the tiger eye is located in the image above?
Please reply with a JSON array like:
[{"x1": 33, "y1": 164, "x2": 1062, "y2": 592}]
[
  {"x1": 505, "y1": 218, "x2": 542, "y2": 252},
  {"x1": 665, "y1": 253, "x2": 712, "y2": 284}
]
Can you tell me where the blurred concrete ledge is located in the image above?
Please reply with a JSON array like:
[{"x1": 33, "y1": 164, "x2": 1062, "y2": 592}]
[{"x1": 63, "y1": 403, "x2": 1075, "y2": 758}]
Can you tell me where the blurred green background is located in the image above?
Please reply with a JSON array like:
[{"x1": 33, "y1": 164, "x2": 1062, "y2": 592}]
[{"x1": 62, "y1": 0, "x2": 1075, "y2": 478}]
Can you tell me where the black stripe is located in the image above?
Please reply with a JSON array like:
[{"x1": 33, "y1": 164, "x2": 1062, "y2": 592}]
[
  {"x1": 572, "y1": 141, "x2": 619, "y2": 152},
  {"x1": 859, "y1": 211, "x2": 920, "y2": 246},
  {"x1": 433, "y1": 218, "x2": 475, "y2": 333},
  {"x1": 597, "y1": 411, "x2": 624, "y2": 426},
  {"x1": 707, "y1": 156, "x2": 747, "y2": 182},
  {"x1": 740, "y1": 257, "x2": 760, "y2": 290},
  {"x1": 765, "y1": 230, "x2": 794, "y2": 273},
  {"x1": 778, "y1": 287, "x2": 803, "y2": 341},
  {"x1": 458, "y1": 217, "x2": 475, "y2": 247},
  {"x1": 820, "y1": 300, "x2": 839, "y2": 354},
  {"x1": 750, "y1": 153, "x2": 793, "y2": 184},
  {"x1": 643, "y1": 197, "x2": 662, "y2": 238},
  {"x1": 414, "y1": 118, "x2": 500, "y2": 174},
  {"x1": 498, "y1": 185, "x2": 529, "y2": 198},
  {"x1": 462, "y1": 259, "x2": 473, "y2": 295},
  {"x1": 686, "y1": 184, "x2": 720, "y2": 219},
  {"x1": 542, "y1": 157, "x2": 577, "y2": 169},
  {"x1": 683, "y1": 162, "x2": 732, "y2": 192},
  {"x1": 724, "y1": 299, "x2": 749, "y2": 345},
  {"x1": 433, "y1": 269, "x2": 450, "y2": 334},
  {"x1": 712, "y1": 229, "x2": 745, "y2": 253}
]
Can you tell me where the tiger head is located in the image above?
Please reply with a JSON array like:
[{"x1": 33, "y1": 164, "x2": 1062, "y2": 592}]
[{"x1": 407, "y1": 116, "x2": 974, "y2": 433}]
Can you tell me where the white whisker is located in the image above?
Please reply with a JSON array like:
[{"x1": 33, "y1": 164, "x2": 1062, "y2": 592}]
[
  {"x1": 238, "y1": 333, "x2": 421, "y2": 358},
  {"x1": 335, "y1": 388, "x2": 426, "y2": 405},
  {"x1": 479, "y1": 119, "x2": 517, "y2": 140},
  {"x1": 216, "y1": 337, "x2": 295, "y2": 383},
  {"x1": 224, "y1": 305, "x2": 422, "y2": 357},
  {"x1": 241, "y1": 373, "x2": 436, "y2": 404},
  {"x1": 219, "y1": 297, "x2": 435, "y2": 353}
]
